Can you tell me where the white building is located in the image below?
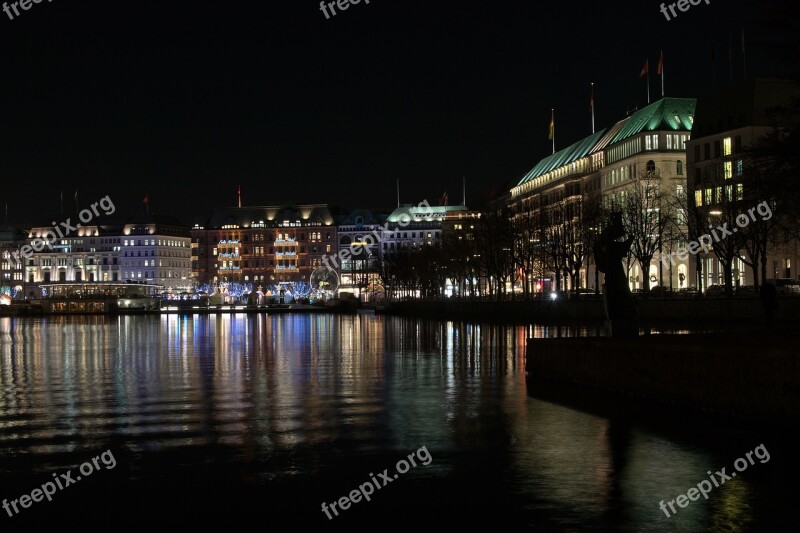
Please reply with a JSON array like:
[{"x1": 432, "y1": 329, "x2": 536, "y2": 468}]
[
  {"x1": 120, "y1": 215, "x2": 192, "y2": 291},
  {"x1": 23, "y1": 214, "x2": 192, "y2": 294}
]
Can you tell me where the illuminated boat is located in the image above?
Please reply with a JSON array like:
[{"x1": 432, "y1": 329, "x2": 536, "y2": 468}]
[{"x1": 34, "y1": 281, "x2": 164, "y2": 314}]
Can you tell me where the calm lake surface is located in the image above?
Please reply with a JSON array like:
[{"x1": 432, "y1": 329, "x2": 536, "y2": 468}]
[{"x1": 0, "y1": 314, "x2": 795, "y2": 530}]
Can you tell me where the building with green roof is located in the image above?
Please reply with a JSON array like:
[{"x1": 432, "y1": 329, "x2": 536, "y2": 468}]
[{"x1": 507, "y1": 96, "x2": 696, "y2": 294}]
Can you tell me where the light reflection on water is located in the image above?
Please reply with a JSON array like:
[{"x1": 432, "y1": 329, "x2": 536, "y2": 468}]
[{"x1": 0, "y1": 314, "x2": 784, "y2": 529}]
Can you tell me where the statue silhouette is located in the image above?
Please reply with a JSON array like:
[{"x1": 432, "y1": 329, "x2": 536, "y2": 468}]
[{"x1": 595, "y1": 212, "x2": 638, "y2": 337}]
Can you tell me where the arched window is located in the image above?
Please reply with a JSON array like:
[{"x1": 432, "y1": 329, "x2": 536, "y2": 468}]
[
  {"x1": 677, "y1": 160, "x2": 683, "y2": 175},
  {"x1": 646, "y1": 160, "x2": 656, "y2": 173}
]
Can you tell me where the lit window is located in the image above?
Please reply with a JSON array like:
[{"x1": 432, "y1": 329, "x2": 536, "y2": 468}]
[
  {"x1": 724, "y1": 161, "x2": 733, "y2": 179},
  {"x1": 723, "y1": 137, "x2": 732, "y2": 156}
]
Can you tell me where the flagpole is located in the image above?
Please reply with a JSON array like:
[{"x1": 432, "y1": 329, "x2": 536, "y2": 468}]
[
  {"x1": 742, "y1": 29, "x2": 747, "y2": 80},
  {"x1": 712, "y1": 41, "x2": 717, "y2": 89},
  {"x1": 590, "y1": 83, "x2": 595, "y2": 134},
  {"x1": 462, "y1": 176, "x2": 466, "y2": 207},
  {"x1": 396, "y1": 179, "x2": 400, "y2": 208},
  {"x1": 660, "y1": 51, "x2": 665, "y2": 97},
  {"x1": 551, "y1": 108, "x2": 555, "y2": 155},
  {"x1": 647, "y1": 64, "x2": 651, "y2": 104},
  {"x1": 728, "y1": 33, "x2": 733, "y2": 84}
]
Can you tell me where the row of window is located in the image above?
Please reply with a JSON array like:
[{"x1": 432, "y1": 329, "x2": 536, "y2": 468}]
[
  {"x1": 123, "y1": 239, "x2": 188, "y2": 247},
  {"x1": 122, "y1": 271, "x2": 185, "y2": 279},
  {"x1": 123, "y1": 250, "x2": 190, "y2": 258},
  {"x1": 694, "y1": 160, "x2": 744, "y2": 182},
  {"x1": 694, "y1": 136, "x2": 743, "y2": 161},
  {"x1": 215, "y1": 260, "x2": 318, "y2": 269},
  {"x1": 38, "y1": 258, "x2": 118, "y2": 266},
  {"x1": 602, "y1": 160, "x2": 685, "y2": 188},
  {"x1": 125, "y1": 260, "x2": 189, "y2": 268},
  {"x1": 215, "y1": 233, "x2": 333, "y2": 243},
  {"x1": 694, "y1": 184, "x2": 745, "y2": 206},
  {"x1": 212, "y1": 245, "x2": 331, "y2": 256}
]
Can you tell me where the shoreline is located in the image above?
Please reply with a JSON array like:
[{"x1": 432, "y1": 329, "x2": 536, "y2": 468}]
[{"x1": 381, "y1": 297, "x2": 800, "y2": 325}]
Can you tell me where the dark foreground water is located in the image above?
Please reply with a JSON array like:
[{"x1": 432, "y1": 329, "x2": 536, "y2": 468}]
[{"x1": 0, "y1": 314, "x2": 796, "y2": 530}]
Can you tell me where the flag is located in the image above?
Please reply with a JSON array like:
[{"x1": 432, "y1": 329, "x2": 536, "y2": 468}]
[
  {"x1": 657, "y1": 51, "x2": 664, "y2": 76},
  {"x1": 441, "y1": 191, "x2": 448, "y2": 206},
  {"x1": 548, "y1": 109, "x2": 554, "y2": 140},
  {"x1": 143, "y1": 195, "x2": 149, "y2": 205},
  {"x1": 74, "y1": 190, "x2": 78, "y2": 200},
  {"x1": 640, "y1": 59, "x2": 649, "y2": 78}
]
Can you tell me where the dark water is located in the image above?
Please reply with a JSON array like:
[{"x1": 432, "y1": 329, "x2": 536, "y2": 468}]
[{"x1": 0, "y1": 314, "x2": 796, "y2": 530}]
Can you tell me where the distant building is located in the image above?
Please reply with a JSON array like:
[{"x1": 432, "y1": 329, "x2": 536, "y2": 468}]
[
  {"x1": 191, "y1": 204, "x2": 337, "y2": 287},
  {"x1": 23, "y1": 221, "x2": 123, "y2": 295},
  {"x1": 440, "y1": 209, "x2": 482, "y2": 297},
  {"x1": 687, "y1": 78, "x2": 800, "y2": 289},
  {"x1": 508, "y1": 97, "x2": 696, "y2": 292},
  {"x1": 336, "y1": 209, "x2": 388, "y2": 300},
  {"x1": 21, "y1": 214, "x2": 192, "y2": 295},
  {"x1": 119, "y1": 215, "x2": 192, "y2": 290},
  {"x1": 0, "y1": 224, "x2": 27, "y2": 298},
  {"x1": 381, "y1": 203, "x2": 470, "y2": 254}
]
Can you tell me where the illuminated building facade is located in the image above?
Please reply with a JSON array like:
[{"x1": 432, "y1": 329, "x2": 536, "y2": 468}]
[
  {"x1": 23, "y1": 222, "x2": 123, "y2": 295},
  {"x1": 191, "y1": 204, "x2": 337, "y2": 286},
  {"x1": 0, "y1": 224, "x2": 26, "y2": 299},
  {"x1": 508, "y1": 97, "x2": 696, "y2": 292},
  {"x1": 120, "y1": 215, "x2": 192, "y2": 290},
  {"x1": 687, "y1": 79, "x2": 800, "y2": 289},
  {"x1": 381, "y1": 204, "x2": 469, "y2": 253},
  {"x1": 22, "y1": 214, "x2": 192, "y2": 294},
  {"x1": 336, "y1": 209, "x2": 388, "y2": 300}
]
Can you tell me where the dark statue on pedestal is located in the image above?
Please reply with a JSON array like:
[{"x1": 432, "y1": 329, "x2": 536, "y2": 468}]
[{"x1": 594, "y1": 212, "x2": 638, "y2": 337}]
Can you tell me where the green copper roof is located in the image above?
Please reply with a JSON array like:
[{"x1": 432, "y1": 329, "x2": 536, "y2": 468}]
[
  {"x1": 517, "y1": 129, "x2": 607, "y2": 186},
  {"x1": 515, "y1": 97, "x2": 697, "y2": 188},
  {"x1": 608, "y1": 97, "x2": 696, "y2": 144},
  {"x1": 385, "y1": 204, "x2": 469, "y2": 223}
]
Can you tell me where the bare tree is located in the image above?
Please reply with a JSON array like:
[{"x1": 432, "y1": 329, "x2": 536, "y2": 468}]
[{"x1": 618, "y1": 168, "x2": 673, "y2": 294}]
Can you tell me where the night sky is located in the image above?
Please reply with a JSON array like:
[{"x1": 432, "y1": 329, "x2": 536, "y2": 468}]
[{"x1": 1, "y1": 0, "x2": 795, "y2": 223}]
